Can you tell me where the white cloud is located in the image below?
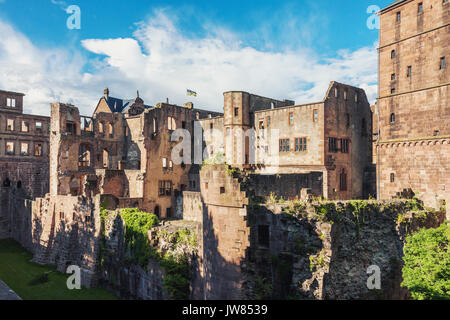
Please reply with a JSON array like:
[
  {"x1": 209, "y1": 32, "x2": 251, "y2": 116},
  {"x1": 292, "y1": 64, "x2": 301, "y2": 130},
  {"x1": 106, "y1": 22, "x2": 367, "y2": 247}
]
[{"x1": 0, "y1": 11, "x2": 378, "y2": 117}]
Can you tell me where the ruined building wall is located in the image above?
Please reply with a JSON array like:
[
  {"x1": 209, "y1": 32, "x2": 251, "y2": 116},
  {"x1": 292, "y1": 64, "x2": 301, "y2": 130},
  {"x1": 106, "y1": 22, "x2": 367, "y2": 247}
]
[
  {"x1": 199, "y1": 165, "x2": 250, "y2": 300},
  {"x1": 324, "y1": 82, "x2": 373, "y2": 200}
]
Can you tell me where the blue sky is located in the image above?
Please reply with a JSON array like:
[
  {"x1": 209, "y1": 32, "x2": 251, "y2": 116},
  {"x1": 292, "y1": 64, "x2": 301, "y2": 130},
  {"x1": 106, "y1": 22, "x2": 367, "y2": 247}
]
[{"x1": 0, "y1": 0, "x2": 394, "y2": 115}]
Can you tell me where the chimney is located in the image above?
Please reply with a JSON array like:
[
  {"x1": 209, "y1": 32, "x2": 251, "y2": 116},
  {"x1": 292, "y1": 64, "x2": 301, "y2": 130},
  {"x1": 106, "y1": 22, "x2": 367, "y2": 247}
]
[{"x1": 104, "y1": 87, "x2": 109, "y2": 100}]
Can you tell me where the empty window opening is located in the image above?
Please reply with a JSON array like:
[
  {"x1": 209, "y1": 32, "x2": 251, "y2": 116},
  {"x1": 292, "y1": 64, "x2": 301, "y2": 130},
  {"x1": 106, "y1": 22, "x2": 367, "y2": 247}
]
[
  {"x1": 66, "y1": 122, "x2": 76, "y2": 135},
  {"x1": 78, "y1": 144, "x2": 92, "y2": 168},
  {"x1": 7, "y1": 118, "x2": 14, "y2": 131},
  {"x1": 258, "y1": 225, "x2": 270, "y2": 248},
  {"x1": 36, "y1": 121, "x2": 43, "y2": 131},
  {"x1": 390, "y1": 173, "x2": 395, "y2": 183},
  {"x1": 168, "y1": 116, "x2": 176, "y2": 130},
  {"x1": 6, "y1": 141, "x2": 14, "y2": 155},
  {"x1": 21, "y1": 142, "x2": 29, "y2": 156},
  {"x1": 35, "y1": 143, "x2": 43, "y2": 157},
  {"x1": 22, "y1": 121, "x2": 29, "y2": 132},
  {"x1": 220, "y1": 186, "x2": 225, "y2": 194},
  {"x1": 234, "y1": 108, "x2": 239, "y2": 117}
]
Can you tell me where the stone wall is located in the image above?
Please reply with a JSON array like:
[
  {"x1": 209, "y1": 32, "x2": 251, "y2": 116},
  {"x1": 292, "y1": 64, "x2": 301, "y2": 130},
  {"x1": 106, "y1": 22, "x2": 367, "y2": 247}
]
[{"x1": 244, "y1": 200, "x2": 446, "y2": 300}]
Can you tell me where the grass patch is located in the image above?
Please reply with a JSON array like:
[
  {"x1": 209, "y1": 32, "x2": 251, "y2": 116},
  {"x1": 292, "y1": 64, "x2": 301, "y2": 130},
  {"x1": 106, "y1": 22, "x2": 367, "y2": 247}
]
[{"x1": 0, "y1": 239, "x2": 117, "y2": 300}]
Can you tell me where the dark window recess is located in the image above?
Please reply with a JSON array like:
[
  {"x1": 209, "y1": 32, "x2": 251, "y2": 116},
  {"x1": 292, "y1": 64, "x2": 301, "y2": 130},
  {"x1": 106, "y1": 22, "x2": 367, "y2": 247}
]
[
  {"x1": 390, "y1": 173, "x2": 395, "y2": 183},
  {"x1": 340, "y1": 169, "x2": 347, "y2": 191},
  {"x1": 220, "y1": 186, "x2": 225, "y2": 194},
  {"x1": 234, "y1": 108, "x2": 239, "y2": 116},
  {"x1": 390, "y1": 113, "x2": 396, "y2": 124},
  {"x1": 328, "y1": 138, "x2": 338, "y2": 153},
  {"x1": 257, "y1": 225, "x2": 270, "y2": 247},
  {"x1": 341, "y1": 139, "x2": 349, "y2": 153}
]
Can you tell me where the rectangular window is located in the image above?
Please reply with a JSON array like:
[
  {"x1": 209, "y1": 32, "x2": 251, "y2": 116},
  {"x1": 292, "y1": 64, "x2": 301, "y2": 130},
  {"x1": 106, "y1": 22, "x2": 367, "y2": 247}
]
[
  {"x1": 407, "y1": 66, "x2": 412, "y2": 77},
  {"x1": 234, "y1": 108, "x2": 239, "y2": 117},
  {"x1": 289, "y1": 112, "x2": 294, "y2": 125},
  {"x1": 279, "y1": 139, "x2": 290, "y2": 152},
  {"x1": 328, "y1": 138, "x2": 338, "y2": 153},
  {"x1": 6, "y1": 141, "x2": 14, "y2": 155},
  {"x1": 267, "y1": 116, "x2": 271, "y2": 128},
  {"x1": 391, "y1": 50, "x2": 396, "y2": 59},
  {"x1": 391, "y1": 88, "x2": 396, "y2": 94},
  {"x1": 162, "y1": 158, "x2": 168, "y2": 168},
  {"x1": 220, "y1": 186, "x2": 225, "y2": 194},
  {"x1": 418, "y1": 3, "x2": 423, "y2": 13},
  {"x1": 35, "y1": 143, "x2": 43, "y2": 156},
  {"x1": 440, "y1": 57, "x2": 446, "y2": 70},
  {"x1": 226, "y1": 127, "x2": 230, "y2": 136},
  {"x1": 6, "y1": 98, "x2": 16, "y2": 107},
  {"x1": 21, "y1": 142, "x2": 29, "y2": 156},
  {"x1": 313, "y1": 109, "x2": 318, "y2": 122},
  {"x1": 391, "y1": 73, "x2": 396, "y2": 80},
  {"x1": 341, "y1": 139, "x2": 349, "y2": 153},
  {"x1": 36, "y1": 121, "x2": 43, "y2": 131},
  {"x1": 7, "y1": 118, "x2": 14, "y2": 131},
  {"x1": 22, "y1": 121, "x2": 29, "y2": 132},
  {"x1": 295, "y1": 138, "x2": 307, "y2": 152},
  {"x1": 396, "y1": 12, "x2": 401, "y2": 22},
  {"x1": 159, "y1": 181, "x2": 172, "y2": 196},
  {"x1": 257, "y1": 225, "x2": 270, "y2": 248}
]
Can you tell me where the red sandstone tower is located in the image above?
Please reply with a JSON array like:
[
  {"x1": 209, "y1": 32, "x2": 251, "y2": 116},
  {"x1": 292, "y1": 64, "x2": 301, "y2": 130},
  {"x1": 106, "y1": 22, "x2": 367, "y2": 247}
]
[{"x1": 376, "y1": 0, "x2": 449, "y2": 212}]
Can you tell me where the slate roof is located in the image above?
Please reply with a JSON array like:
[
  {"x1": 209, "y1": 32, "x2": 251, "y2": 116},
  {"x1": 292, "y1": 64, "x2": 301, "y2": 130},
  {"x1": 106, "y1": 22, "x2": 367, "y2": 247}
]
[{"x1": 104, "y1": 97, "x2": 153, "y2": 113}]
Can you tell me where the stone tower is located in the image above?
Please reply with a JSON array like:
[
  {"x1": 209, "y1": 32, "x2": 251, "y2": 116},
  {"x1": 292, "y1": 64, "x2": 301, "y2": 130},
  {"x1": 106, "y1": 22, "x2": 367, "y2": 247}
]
[{"x1": 376, "y1": 0, "x2": 449, "y2": 213}]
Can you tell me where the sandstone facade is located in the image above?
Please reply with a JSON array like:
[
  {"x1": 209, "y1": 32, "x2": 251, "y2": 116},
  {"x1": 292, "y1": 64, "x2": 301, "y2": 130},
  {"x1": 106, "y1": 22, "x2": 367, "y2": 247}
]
[{"x1": 376, "y1": 0, "x2": 450, "y2": 217}]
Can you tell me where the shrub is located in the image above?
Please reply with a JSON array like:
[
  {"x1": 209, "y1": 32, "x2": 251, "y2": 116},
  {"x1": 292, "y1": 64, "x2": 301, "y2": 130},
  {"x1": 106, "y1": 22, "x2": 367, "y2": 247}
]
[{"x1": 402, "y1": 223, "x2": 450, "y2": 300}]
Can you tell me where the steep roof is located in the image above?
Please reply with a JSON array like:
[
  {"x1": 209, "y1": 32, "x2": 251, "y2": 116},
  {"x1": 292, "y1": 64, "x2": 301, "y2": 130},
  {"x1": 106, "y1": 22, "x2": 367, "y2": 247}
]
[{"x1": 103, "y1": 97, "x2": 152, "y2": 113}]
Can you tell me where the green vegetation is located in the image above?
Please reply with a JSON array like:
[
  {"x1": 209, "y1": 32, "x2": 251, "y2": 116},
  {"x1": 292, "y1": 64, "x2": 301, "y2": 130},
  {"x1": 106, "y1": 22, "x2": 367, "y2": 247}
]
[
  {"x1": 0, "y1": 239, "x2": 117, "y2": 300},
  {"x1": 100, "y1": 207, "x2": 193, "y2": 300},
  {"x1": 202, "y1": 152, "x2": 225, "y2": 165},
  {"x1": 401, "y1": 223, "x2": 450, "y2": 300}
]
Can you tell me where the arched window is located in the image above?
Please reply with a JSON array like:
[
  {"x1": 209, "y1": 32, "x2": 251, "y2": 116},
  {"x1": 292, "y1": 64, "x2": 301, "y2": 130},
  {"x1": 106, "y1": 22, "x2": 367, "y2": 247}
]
[
  {"x1": 390, "y1": 173, "x2": 395, "y2": 183},
  {"x1": 99, "y1": 122, "x2": 104, "y2": 133},
  {"x1": 79, "y1": 144, "x2": 92, "y2": 168},
  {"x1": 390, "y1": 113, "x2": 396, "y2": 124}
]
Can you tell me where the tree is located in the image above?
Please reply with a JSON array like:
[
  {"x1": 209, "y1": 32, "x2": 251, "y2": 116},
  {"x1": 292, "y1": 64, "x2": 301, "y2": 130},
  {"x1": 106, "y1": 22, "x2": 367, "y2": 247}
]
[{"x1": 402, "y1": 223, "x2": 450, "y2": 300}]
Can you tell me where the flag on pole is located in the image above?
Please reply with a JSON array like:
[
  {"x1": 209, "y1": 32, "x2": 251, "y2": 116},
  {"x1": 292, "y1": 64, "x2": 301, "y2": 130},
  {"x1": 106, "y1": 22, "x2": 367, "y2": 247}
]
[{"x1": 187, "y1": 89, "x2": 197, "y2": 97}]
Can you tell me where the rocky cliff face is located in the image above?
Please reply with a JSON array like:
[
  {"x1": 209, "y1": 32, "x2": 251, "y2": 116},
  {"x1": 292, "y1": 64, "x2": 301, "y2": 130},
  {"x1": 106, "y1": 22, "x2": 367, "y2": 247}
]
[{"x1": 244, "y1": 200, "x2": 446, "y2": 300}]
